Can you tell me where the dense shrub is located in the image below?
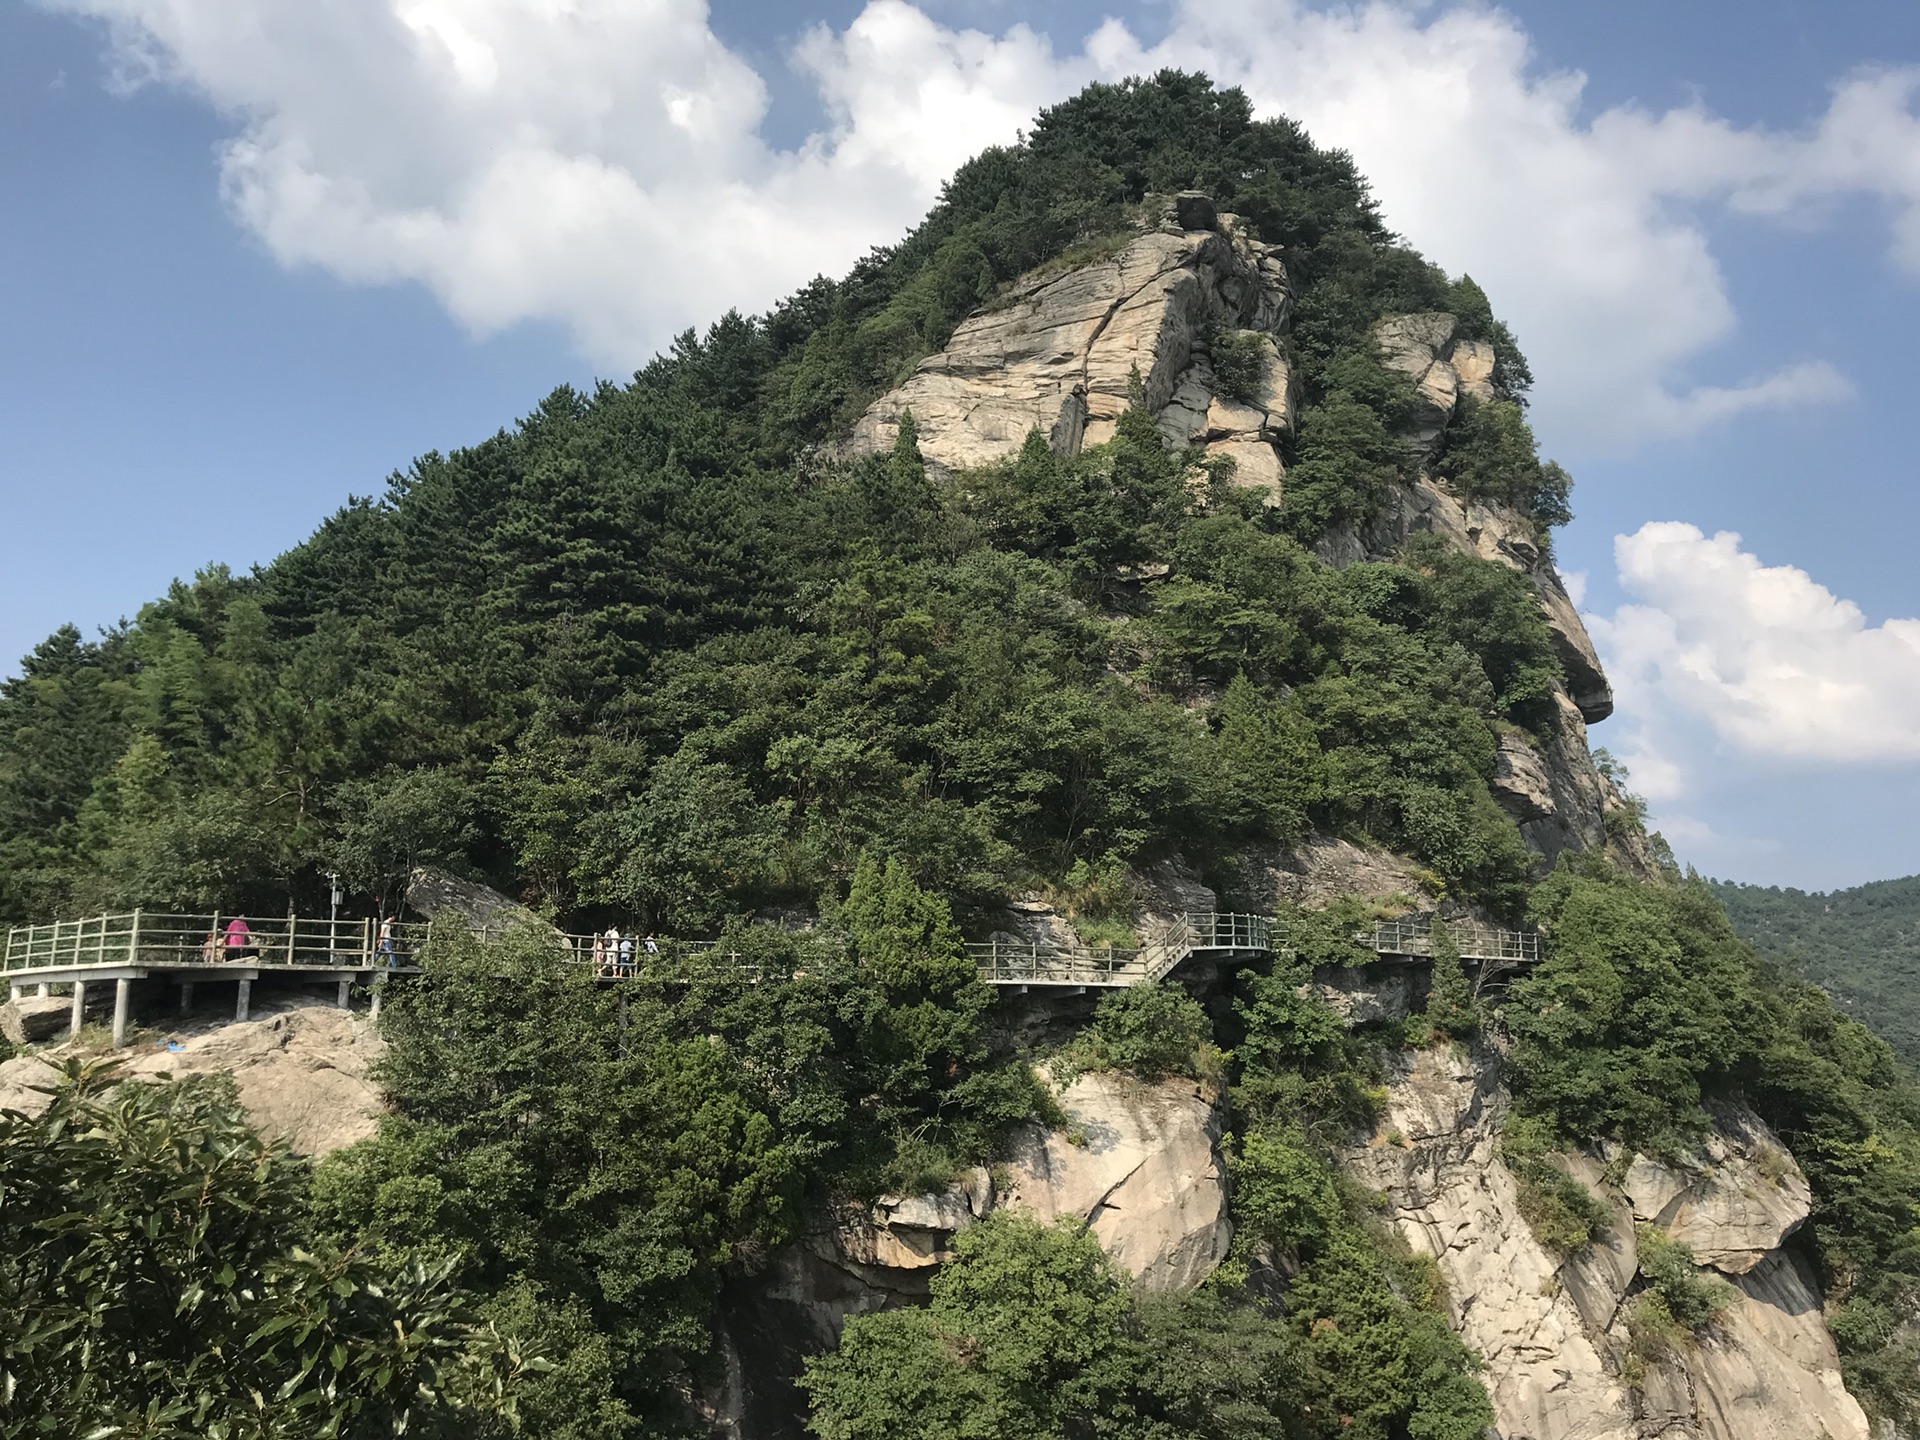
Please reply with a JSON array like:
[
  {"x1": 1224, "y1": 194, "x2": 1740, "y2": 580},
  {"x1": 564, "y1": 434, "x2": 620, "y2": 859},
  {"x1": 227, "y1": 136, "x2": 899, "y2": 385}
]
[
  {"x1": 1498, "y1": 1113, "x2": 1610, "y2": 1255},
  {"x1": 1209, "y1": 325, "x2": 1270, "y2": 403},
  {"x1": 1069, "y1": 983, "x2": 1216, "y2": 1081},
  {"x1": 0, "y1": 1060, "x2": 531, "y2": 1437}
]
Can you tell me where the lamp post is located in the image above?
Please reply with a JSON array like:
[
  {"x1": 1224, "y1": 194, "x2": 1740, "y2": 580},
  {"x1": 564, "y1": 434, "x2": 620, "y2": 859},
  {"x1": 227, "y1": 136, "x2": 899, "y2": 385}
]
[{"x1": 327, "y1": 871, "x2": 343, "y2": 958}]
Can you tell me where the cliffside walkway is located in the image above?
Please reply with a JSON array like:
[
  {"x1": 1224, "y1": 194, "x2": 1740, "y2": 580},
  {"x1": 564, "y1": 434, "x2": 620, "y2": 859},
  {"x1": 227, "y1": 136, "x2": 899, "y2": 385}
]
[
  {"x1": 968, "y1": 912, "x2": 1276, "y2": 989},
  {"x1": 3, "y1": 908, "x2": 1545, "y2": 1042},
  {"x1": 966, "y1": 912, "x2": 1543, "y2": 990},
  {"x1": 1361, "y1": 917, "x2": 1543, "y2": 968},
  {"x1": 0, "y1": 910, "x2": 746, "y2": 1048}
]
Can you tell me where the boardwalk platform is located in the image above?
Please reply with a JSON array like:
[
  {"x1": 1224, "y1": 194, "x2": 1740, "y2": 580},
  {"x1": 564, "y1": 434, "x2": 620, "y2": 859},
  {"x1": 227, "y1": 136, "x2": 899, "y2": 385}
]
[{"x1": 4, "y1": 908, "x2": 1547, "y2": 1044}]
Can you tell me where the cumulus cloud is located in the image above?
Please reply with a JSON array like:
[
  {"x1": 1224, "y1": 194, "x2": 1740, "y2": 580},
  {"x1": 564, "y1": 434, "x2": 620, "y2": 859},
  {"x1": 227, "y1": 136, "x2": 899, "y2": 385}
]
[
  {"x1": 1594, "y1": 521, "x2": 1920, "y2": 768},
  {"x1": 39, "y1": 0, "x2": 1920, "y2": 445}
]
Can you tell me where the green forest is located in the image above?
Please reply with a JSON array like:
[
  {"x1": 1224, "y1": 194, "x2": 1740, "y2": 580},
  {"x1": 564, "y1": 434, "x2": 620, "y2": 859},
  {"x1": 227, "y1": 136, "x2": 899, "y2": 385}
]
[
  {"x1": 3, "y1": 73, "x2": 1919, "y2": 1439},
  {"x1": 1715, "y1": 874, "x2": 1920, "y2": 1068}
]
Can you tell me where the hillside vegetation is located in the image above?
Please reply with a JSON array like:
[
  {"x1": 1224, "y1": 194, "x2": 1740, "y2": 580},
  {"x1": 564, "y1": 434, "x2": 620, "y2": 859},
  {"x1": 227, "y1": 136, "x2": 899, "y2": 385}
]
[
  {"x1": 3, "y1": 73, "x2": 1919, "y2": 1439},
  {"x1": 1714, "y1": 875, "x2": 1920, "y2": 1069}
]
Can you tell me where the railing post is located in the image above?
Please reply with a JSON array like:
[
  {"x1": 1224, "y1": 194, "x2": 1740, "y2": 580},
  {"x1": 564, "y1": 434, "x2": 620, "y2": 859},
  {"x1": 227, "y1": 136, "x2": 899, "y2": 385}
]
[{"x1": 128, "y1": 910, "x2": 142, "y2": 966}]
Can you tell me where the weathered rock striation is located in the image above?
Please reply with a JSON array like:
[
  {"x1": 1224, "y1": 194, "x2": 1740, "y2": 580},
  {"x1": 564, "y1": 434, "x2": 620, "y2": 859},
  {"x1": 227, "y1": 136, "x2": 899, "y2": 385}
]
[
  {"x1": 707, "y1": 1070, "x2": 1231, "y2": 1439},
  {"x1": 845, "y1": 194, "x2": 1297, "y2": 502},
  {"x1": 1347, "y1": 1044, "x2": 1868, "y2": 1440},
  {"x1": 754, "y1": 1069, "x2": 1230, "y2": 1321}
]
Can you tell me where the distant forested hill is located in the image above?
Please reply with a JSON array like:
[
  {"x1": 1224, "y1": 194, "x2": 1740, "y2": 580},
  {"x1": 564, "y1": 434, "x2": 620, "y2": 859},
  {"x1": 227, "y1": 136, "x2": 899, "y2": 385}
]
[{"x1": 1713, "y1": 875, "x2": 1920, "y2": 1068}]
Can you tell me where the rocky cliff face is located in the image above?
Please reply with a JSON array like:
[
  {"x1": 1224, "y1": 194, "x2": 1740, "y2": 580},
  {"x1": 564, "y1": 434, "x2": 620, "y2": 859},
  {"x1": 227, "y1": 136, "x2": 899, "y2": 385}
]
[
  {"x1": 743, "y1": 190, "x2": 1846, "y2": 1436},
  {"x1": 845, "y1": 191, "x2": 1634, "y2": 874},
  {"x1": 1348, "y1": 1043, "x2": 1869, "y2": 1440},
  {"x1": 706, "y1": 1069, "x2": 1232, "y2": 1439},
  {"x1": 847, "y1": 192, "x2": 1296, "y2": 503}
]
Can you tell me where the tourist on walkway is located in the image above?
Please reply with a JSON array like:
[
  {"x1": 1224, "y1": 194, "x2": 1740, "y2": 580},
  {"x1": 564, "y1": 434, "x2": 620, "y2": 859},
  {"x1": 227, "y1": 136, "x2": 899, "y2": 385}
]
[
  {"x1": 618, "y1": 930, "x2": 635, "y2": 977},
  {"x1": 223, "y1": 915, "x2": 255, "y2": 961},
  {"x1": 603, "y1": 927, "x2": 621, "y2": 978},
  {"x1": 644, "y1": 933, "x2": 659, "y2": 956},
  {"x1": 376, "y1": 916, "x2": 395, "y2": 969}
]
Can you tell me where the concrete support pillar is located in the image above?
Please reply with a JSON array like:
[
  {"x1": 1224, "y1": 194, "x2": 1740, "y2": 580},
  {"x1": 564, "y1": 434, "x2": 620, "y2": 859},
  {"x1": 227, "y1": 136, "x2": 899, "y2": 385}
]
[
  {"x1": 369, "y1": 985, "x2": 383, "y2": 1023},
  {"x1": 36, "y1": 983, "x2": 48, "y2": 998},
  {"x1": 70, "y1": 980, "x2": 86, "y2": 1038},
  {"x1": 179, "y1": 981, "x2": 194, "y2": 1014},
  {"x1": 7, "y1": 982, "x2": 18, "y2": 1003},
  {"x1": 336, "y1": 979, "x2": 352, "y2": 1010},
  {"x1": 111, "y1": 978, "x2": 131, "y2": 1050},
  {"x1": 235, "y1": 979, "x2": 252, "y2": 1023}
]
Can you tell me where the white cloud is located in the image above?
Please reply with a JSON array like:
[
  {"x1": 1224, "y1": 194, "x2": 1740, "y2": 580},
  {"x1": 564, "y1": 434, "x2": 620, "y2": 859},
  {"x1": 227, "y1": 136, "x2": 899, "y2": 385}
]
[
  {"x1": 38, "y1": 0, "x2": 1920, "y2": 445},
  {"x1": 1594, "y1": 521, "x2": 1920, "y2": 766}
]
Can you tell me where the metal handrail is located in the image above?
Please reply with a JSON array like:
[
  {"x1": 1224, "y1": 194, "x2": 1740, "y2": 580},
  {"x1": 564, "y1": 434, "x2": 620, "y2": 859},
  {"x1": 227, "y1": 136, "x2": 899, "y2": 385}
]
[
  {"x1": 1362, "y1": 916, "x2": 1541, "y2": 965},
  {"x1": 0, "y1": 911, "x2": 739, "y2": 980},
  {"x1": 5, "y1": 907, "x2": 1543, "y2": 993},
  {"x1": 968, "y1": 911, "x2": 1277, "y2": 988}
]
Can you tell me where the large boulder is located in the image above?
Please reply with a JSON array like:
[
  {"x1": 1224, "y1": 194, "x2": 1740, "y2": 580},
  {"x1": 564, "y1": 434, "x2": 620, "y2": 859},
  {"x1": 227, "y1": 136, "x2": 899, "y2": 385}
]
[
  {"x1": 0, "y1": 998, "x2": 384, "y2": 1155},
  {"x1": 1620, "y1": 1103, "x2": 1813, "y2": 1275},
  {"x1": 1, "y1": 993, "x2": 85, "y2": 1045},
  {"x1": 405, "y1": 865, "x2": 552, "y2": 937},
  {"x1": 1684, "y1": 1248, "x2": 1871, "y2": 1440},
  {"x1": 999, "y1": 1071, "x2": 1231, "y2": 1292}
]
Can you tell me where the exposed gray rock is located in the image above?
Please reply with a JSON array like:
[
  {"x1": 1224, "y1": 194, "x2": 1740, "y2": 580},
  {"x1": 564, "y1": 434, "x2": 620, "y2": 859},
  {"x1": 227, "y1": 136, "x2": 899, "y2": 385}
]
[
  {"x1": 1374, "y1": 312, "x2": 1464, "y2": 454},
  {"x1": 1000, "y1": 1071, "x2": 1230, "y2": 1292},
  {"x1": 1346, "y1": 1045, "x2": 1870, "y2": 1440},
  {"x1": 1, "y1": 993, "x2": 83, "y2": 1044},
  {"x1": 1173, "y1": 191, "x2": 1218, "y2": 231},
  {"x1": 1621, "y1": 1104, "x2": 1812, "y2": 1276},
  {"x1": 998, "y1": 894, "x2": 1083, "y2": 949},
  {"x1": 1687, "y1": 1248, "x2": 1870, "y2": 1440},
  {"x1": 1492, "y1": 729, "x2": 1558, "y2": 824},
  {"x1": 1348, "y1": 1046, "x2": 1640, "y2": 1440},
  {"x1": 1203, "y1": 437, "x2": 1284, "y2": 503},
  {"x1": 1239, "y1": 835, "x2": 1431, "y2": 911},
  {"x1": 1130, "y1": 855, "x2": 1217, "y2": 923},
  {"x1": 405, "y1": 865, "x2": 550, "y2": 934},
  {"x1": 845, "y1": 195, "x2": 1292, "y2": 484},
  {"x1": 1452, "y1": 338, "x2": 1497, "y2": 402},
  {"x1": 0, "y1": 999, "x2": 384, "y2": 1155},
  {"x1": 1556, "y1": 1153, "x2": 1639, "y2": 1335},
  {"x1": 1354, "y1": 472, "x2": 1613, "y2": 725},
  {"x1": 1308, "y1": 965, "x2": 1420, "y2": 1026}
]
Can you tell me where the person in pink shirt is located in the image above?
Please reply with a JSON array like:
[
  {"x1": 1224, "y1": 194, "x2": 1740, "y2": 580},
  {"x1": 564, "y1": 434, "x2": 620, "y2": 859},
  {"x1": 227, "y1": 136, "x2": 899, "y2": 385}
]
[{"x1": 223, "y1": 915, "x2": 255, "y2": 961}]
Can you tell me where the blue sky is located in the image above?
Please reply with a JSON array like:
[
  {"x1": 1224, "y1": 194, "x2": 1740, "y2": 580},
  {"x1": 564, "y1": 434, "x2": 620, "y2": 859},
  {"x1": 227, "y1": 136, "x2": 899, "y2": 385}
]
[{"x1": 4, "y1": 0, "x2": 1920, "y2": 889}]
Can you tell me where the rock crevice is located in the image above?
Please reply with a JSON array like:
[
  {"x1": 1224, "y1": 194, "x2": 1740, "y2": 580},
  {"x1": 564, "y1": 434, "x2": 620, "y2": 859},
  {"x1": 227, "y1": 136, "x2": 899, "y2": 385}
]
[{"x1": 1346, "y1": 1045, "x2": 1868, "y2": 1440}]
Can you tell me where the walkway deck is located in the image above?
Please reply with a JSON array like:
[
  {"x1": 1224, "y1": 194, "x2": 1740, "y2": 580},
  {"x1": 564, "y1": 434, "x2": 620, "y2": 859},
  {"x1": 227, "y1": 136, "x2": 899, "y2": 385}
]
[
  {"x1": 967, "y1": 911, "x2": 1274, "y2": 988},
  {"x1": 2, "y1": 908, "x2": 1545, "y2": 1043}
]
